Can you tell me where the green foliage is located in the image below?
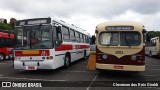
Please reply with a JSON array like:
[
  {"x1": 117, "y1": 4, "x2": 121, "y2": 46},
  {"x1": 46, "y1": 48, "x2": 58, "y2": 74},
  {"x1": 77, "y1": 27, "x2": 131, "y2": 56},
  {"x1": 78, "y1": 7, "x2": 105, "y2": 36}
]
[
  {"x1": 148, "y1": 31, "x2": 160, "y2": 37},
  {"x1": 0, "y1": 23, "x2": 12, "y2": 30},
  {"x1": 146, "y1": 31, "x2": 160, "y2": 42},
  {"x1": 9, "y1": 22, "x2": 15, "y2": 29},
  {"x1": 3, "y1": 19, "x2": 7, "y2": 24}
]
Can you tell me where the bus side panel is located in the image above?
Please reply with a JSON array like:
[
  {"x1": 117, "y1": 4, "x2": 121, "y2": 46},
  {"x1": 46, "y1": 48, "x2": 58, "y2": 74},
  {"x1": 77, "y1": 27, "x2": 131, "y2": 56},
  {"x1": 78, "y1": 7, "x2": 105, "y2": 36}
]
[
  {"x1": 54, "y1": 51, "x2": 66, "y2": 68},
  {"x1": 0, "y1": 48, "x2": 10, "y2": 59},
  {"x1": 146, "y1": 46, "x2": 157, "y2": 56}
]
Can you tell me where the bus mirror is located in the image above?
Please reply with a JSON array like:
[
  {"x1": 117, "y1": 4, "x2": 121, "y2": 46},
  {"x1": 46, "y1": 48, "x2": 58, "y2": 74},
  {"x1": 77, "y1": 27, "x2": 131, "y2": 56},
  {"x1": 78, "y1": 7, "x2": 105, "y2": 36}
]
[{"x1": 142, "y1": 29, "x2": 146, "y2": 33}]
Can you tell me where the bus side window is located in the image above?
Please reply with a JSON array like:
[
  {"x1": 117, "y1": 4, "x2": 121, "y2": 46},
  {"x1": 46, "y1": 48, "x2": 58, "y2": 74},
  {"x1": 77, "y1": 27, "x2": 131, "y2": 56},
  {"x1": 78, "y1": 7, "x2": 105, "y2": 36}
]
[
  {"x1": 53, "y1": 26, "x2": 62, "y2": 48},
  {"x1": 83, "y1": 35, "x2": 86, "y2": 43},
  {"x1": 151, "y1": 39, "x2": 156, "y2": 46},
  {"x1": 70, "y1": 29, "x2": 76, "y2": 42},
  {"x1": 62, "y1": 26, "x2": 70, "y2": 42},
  {"x1": 75, "y1": 31, "x2": 80, "y2": 42},
  {"x1": 80, "y1": 33, "x2": 83, "y2": 43}
]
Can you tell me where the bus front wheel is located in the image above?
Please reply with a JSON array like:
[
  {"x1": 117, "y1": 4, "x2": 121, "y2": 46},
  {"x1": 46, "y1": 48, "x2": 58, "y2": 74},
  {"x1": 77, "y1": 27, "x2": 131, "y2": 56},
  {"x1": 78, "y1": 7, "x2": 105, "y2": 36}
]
[{"x1": 64, "y1": 54, "x2": 70, "y2": 68}]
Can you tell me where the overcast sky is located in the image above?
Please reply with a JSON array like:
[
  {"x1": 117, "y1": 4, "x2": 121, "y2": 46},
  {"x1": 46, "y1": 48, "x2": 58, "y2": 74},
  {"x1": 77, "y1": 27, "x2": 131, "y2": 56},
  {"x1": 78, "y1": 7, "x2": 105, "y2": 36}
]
[{"x1": 0, "y1": 0, "x2": 160, "y2": 35}]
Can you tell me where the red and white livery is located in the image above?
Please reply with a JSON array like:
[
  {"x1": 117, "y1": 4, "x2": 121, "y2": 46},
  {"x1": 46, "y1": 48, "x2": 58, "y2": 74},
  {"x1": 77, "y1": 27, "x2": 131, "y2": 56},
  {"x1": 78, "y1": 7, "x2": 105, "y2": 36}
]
[
  {"x1": 14, "y1": 18, "x2": 90, "y2": 70},
  {"x1": 0, "y1": 30, "x2": 14, "y2": 60}
]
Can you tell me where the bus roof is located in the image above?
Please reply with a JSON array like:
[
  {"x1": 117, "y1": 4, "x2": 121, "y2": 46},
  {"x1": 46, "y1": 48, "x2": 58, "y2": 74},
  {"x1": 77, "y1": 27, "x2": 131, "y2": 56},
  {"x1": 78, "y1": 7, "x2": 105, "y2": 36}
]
[
  {"x1": 151, "y1": 36, "x2": 159, "y2": 40},
  {"x1": 96, "y1": 21, "x2": 144, "y2": 32},
  {"x1": 15, "y1": 17, "x2": 91, "y2": 37},
  {"x1": 51, "y1": 18, "x2": 90, "y2": 37}
]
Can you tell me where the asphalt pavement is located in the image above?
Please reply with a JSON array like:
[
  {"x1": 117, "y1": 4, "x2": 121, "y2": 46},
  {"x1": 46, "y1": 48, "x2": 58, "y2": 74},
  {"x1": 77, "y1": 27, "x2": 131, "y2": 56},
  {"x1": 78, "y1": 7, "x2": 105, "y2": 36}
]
[{"x1": 0, "y1": 56, "x2": 159, "y2": 90}]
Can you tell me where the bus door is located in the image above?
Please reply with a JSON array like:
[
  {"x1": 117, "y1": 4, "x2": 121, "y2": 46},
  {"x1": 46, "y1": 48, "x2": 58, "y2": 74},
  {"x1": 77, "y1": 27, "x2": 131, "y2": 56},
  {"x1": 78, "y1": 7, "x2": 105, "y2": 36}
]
[{"x1": 53, "y1": 24, "x2": 62, "y2": 48}]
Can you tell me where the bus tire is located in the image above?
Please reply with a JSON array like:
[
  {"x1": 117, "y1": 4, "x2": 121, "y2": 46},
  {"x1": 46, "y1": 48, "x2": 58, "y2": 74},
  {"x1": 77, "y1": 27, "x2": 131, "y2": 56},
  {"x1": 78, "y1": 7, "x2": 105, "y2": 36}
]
[
  {"x1": 64, "y1": 54, "x2": 70, "y2": 68},
  {"x1": 0, "y1": 53, "x2": 5, "y2": 60}
]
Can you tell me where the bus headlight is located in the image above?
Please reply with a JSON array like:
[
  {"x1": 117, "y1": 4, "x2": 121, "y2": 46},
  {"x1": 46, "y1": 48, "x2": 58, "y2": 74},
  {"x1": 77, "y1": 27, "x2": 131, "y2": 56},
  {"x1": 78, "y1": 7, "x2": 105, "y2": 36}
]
[
  {"x1": 131, "y1": 55, "x2": 136, "y2": 61},
  {"x1": 102, "y1": 55, "x2": 107, "y2": 59}
]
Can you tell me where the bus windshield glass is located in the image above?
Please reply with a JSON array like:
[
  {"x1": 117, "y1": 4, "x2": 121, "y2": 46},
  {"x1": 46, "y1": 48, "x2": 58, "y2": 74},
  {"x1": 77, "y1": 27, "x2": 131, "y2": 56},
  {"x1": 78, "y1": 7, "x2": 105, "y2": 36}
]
[
  {"x1": 15, "y1": 25, "x2": 52, "y2": 49},
  {"x1": 0, "y1": 34, "x2": 14, "y2": 48},
  {"x1": 99, "y1": 32, "x2": 141, "y2": 46},
  {"x1": 99, "y1": 32, "x2": 119, "y2": 46},
  {"x1": 120, "y1": 32, "x2": 141, "y2": 46}
]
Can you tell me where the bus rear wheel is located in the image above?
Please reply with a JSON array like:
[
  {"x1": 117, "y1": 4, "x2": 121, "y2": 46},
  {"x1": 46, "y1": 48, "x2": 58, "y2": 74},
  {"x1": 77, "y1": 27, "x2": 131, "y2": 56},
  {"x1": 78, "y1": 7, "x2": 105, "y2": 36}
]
[
  {"x1": 0, "y1": 54, "x2": 5, "y2": 60},
  {"x1": 64, "y1": 55, "x2": 70, "y2": 68}
]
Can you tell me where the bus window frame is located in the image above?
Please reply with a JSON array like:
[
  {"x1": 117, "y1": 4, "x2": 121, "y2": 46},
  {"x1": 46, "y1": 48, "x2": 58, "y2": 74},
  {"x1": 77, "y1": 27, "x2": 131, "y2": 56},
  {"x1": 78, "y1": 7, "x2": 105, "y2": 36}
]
[
  {"x1": 98, "y1": 31, "x2": 142, "y2": 47},
  {"x1": 98, "y1": 31, "x2": 119, "y2": 46},
  {"x1": 53, "y1": 25, "x2": 63, "y2": 48},
  {"x1": 62, "y1": 26, "x2": 70, "y2": 42}
]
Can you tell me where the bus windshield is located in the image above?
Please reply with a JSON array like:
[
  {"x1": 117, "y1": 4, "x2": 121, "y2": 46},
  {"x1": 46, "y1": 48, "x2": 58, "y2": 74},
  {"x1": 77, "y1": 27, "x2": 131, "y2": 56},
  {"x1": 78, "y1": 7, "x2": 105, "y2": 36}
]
[
  {"x1": 99, "y1": 32, "x2": 119, "y2": 46},
  {"x1": 15, "y1": 25, "x2": 52, "y2": 49},
  {"x1": 120, "y1": 32, "x2": 141, "y2": 46},
  {"x1": 0, "y1": 33, "x2": 14, "y2": 48},
  {"x1": 99, "y1": 32, "x2": 141, "y2": 46}
]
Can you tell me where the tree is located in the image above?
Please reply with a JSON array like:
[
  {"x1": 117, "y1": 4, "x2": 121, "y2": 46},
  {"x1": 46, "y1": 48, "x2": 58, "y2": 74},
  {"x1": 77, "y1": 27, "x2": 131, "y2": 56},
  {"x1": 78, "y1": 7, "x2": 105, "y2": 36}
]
[
  {"x1": 3, "y1": 19, "x2": 7, "y2": 24},
  {"x1": 90, "y1": 35, "x2": 96, "y2": 44},
  {"x1": 10, "y1": 18, "x2": 17, "y2": 29},
  {"x1": 0, "y1": 23, "x2": 12, "y2": 30},
  {"x1": 146, "y1": 31, "x2": 160, "y2": 42}
]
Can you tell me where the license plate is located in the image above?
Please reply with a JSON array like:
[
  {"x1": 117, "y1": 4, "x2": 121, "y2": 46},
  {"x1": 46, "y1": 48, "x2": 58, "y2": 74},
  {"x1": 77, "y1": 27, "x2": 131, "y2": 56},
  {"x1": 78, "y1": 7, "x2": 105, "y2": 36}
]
[
  {"x1": 26, "y1": 66, "x2": 37, "y2": 70},
  {"x1": 114, "y1": 65, "x2": 123, "y2": 69}
]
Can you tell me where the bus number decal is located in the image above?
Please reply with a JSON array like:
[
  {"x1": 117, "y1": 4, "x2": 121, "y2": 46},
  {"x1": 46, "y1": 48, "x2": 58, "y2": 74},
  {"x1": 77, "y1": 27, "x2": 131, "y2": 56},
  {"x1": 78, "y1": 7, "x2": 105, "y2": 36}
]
[{"x1": 115, "y1": 51, "x2": 123, "y2": 54}]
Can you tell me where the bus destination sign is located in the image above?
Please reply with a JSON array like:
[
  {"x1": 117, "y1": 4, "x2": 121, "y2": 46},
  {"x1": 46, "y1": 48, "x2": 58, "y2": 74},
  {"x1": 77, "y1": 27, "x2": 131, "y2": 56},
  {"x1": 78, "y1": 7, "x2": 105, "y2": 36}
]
[
  {"x1": 16, "y1": 18, "x2": 51, "y2": 26},
  {"x1": 105, "y1": 26, "x2": 134, "y2": 30}
]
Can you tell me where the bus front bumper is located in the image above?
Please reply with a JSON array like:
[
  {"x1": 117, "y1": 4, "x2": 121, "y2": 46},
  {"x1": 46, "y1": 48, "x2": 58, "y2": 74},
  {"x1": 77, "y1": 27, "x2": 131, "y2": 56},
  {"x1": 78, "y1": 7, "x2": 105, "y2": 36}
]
[
  {"x1": 14, "y1": 60, "x2": 56, "y2": 70},
  {"x1": 96, "y1": 63, "x2": 145, "y2": 71}
]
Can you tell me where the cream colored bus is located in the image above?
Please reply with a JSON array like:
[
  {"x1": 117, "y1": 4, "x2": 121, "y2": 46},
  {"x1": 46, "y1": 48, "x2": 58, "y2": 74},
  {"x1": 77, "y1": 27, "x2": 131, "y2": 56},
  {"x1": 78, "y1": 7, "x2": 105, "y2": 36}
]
[
  {"x1": 145, "y1": 36, "x2": 160, "y2": 57},
  {"x1": 95, "y1": 21, "x2": 146, "y2": 71}
]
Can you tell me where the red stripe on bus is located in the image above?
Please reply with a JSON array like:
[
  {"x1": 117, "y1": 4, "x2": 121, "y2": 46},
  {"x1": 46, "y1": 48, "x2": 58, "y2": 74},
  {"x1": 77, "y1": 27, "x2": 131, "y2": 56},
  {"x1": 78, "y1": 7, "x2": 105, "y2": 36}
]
[
  {"x1": 55, "y1": 44, "x2": 90, "y2": 51},
  {"x1": 55, "y1": 44, "x2": 73, "y2": 51},
  {"x1": 15, "y1": 44, "x2": 90, "y2": 56},
  {"x1": 15, "y1": 50, "x2": 50, "y2": 56},
  {"x1": 75, "y1": 45, "x2": 90, "y2": 49}
]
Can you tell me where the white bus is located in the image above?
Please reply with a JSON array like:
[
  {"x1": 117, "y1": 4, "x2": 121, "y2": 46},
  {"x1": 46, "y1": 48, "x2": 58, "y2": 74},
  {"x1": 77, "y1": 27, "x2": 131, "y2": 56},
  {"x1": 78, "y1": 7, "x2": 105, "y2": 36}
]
[
  {"x1": 145, "y1": 36, "x2": 160, "y2": 57},
  {"x1": 14, "y1": 18, "x2": 90, "y2": 70}
]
